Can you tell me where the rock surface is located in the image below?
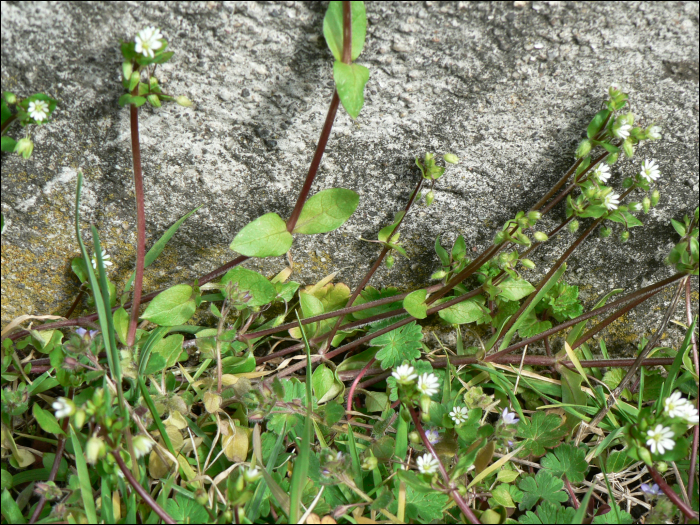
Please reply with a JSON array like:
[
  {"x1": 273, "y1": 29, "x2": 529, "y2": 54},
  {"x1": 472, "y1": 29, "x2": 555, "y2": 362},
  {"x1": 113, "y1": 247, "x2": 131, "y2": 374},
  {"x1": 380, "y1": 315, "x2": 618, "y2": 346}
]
[{"x1": 2, "y1": 1, "x2": 698, "y2": 355}]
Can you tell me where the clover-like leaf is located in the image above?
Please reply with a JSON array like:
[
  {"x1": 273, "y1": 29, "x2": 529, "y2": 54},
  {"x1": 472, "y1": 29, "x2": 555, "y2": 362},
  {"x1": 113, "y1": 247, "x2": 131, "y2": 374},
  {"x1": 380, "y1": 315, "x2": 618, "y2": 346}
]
[
  {"x1": 165, "y1": 494, "x2": 209, "y2": 523},
  {"x1": 141, "y1": 284, "x2": 196, "y2": 326},
  {"x1": 403, "y1": 289, "x2": 428, "y2": 319},
  {"x1": 518, "y1": 470, "x2": 568, "y2": 510},
  {"x1": 334, "y1": 61, "x2": 370, "y2": 120},
  {"x1": 371, "y1": 321, "x2": 423, "y2": 369},
  {"x1": 516, "y1": 412, "x2": 568, "y2": 457},
  {"x1": 541, "y1": 444, "x2": 588, "y2": 483},
  {"x1": 518, "y1": 500, "x2": 576, "y2": 524},
  {"x1": 293, "y1": 188, "x2": 359, "y2": 234},
  {"x1": 230, "y1": 212, "x2": 293, "y2": 257}
]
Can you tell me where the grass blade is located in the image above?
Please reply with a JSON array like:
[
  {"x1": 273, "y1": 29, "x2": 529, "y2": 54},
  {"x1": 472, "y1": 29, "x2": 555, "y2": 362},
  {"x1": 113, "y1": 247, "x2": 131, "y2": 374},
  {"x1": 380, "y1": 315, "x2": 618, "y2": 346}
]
[{"x1": 69, "y1": 426, "x2": 98, "y2": 523}]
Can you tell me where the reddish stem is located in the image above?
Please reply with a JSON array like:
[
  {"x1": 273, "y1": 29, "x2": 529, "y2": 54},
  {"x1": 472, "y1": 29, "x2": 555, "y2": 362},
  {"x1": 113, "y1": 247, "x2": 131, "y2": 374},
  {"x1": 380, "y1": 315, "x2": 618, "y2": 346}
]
[
  {"x1": 684, "y1": 277, "x2": 699, "y2": 506},
  {"x1": 347, "y1": 357, "x2": 376, "y2": 412},
  {"x1": 648, "y1": 465, "x2": 699, "y2": 520}
]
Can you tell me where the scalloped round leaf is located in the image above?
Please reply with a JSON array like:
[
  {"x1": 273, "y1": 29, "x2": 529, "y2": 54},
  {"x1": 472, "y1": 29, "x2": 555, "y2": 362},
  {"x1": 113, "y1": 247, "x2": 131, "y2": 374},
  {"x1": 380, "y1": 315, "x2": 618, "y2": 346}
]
[
  {"x1": 293, "y1": 188, "x2": 359, "y2": 234},
  {"x1": 403, "y1": 289, "x2": 428, "y2": 319},
  {"x1": 222, "y1": 267, "x2": 277, "y2": 307},
  {"x1": 438, "y1": 299, "x2": 486, "y2": 325},
  {"x1": 141, "y1": 284, "x2": 196, "y2": 326},
  {"x1": 230, "y1": 213, "x2": 293, "y2": 257}
]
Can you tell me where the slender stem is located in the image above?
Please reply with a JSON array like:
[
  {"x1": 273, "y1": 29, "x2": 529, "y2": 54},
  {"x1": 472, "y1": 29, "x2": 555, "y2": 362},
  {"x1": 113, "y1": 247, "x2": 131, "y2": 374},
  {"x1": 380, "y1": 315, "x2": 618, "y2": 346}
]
[
  {"x1": 342, "y1": 1, "x2": 352, "y2": 64},
  {"x1": 127, "y1": 94, "x2": 146, "y2": 348},
  {"x1": 111, "y1": 449, "x2": 176, "y2": 524},
  {"x1": 64, "y1": 290, "x2": 85, "y2": 318},
  {"x1": 648, "y1": 465, "x2": 699, "y2": 520},
  {"x1": 1, "y1": 113, "x2": 18, "y2": 134},
  {"x1": 347, "y1": 357, "x2": 376, "y2": 412},
  {"x1": 684, "y1": 277, "x2": 699, "y2": 507},
  {"x1": 406, "y1": 405, "x2": 480, "y2": 524},
  {"x1": 563, "y1": 476, "x2": 580, "y2": 510}
]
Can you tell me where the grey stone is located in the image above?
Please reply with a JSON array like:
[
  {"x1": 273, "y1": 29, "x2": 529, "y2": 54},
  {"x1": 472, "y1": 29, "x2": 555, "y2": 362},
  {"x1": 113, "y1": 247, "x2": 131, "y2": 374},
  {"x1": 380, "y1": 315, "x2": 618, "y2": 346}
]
[{"x1": 1, "y1": 1, "x2": 698, "y2": 356}]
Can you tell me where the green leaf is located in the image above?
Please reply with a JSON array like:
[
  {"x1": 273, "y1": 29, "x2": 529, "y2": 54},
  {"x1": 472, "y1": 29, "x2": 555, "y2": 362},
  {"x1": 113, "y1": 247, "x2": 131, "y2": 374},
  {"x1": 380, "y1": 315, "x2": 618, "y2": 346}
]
[
  {"x1": 289, "y1": 292, "x2": 325, "y2": 339},
  {"x1": 434, "y1": 234, "x2": 450, "y2": 266},
  {"x1": 70, "y1": 426, "x2": 98, "y2": 523},
  {"x1": 541, "y1": 444, "x2": 588, "y2": 483},
  {"x1": 312, "y1": 364, "x2": 343, "y2": 404},
  {"x1": 438, "y1": 298, "x2": 486, "y2": 325},
  {"x1": 388, "y1": 485, "x2": 449, "y2": 522},
  {"x1": 350, "y1": 286, "x2": 402, "y2": 320},
  {"x1": 124, "y1": 206, "x2": 200, "y2": 293},
  {"x1": 1, "y1": 489, "x2": 25, "y2": 524},
  {"x1": 602, "y1": 367, "x2": 624, "y2": 390},
  {"x1": 499, "y1": 278, "x2": 535, "y2": 301},
  {"x1": 592, "y1": 502, "x2": 634, "y2": 524},
  {"x1": 403, "y1": 289, "x2": 428, "y2": 319},
  {"x1": 151, "y1": 334, "x2": 184, "y2": 369},
  {"x1": 32, "y1": 404, "x2": 65, "y2": 436},
  {"x1": 587, "y1": 109, "x2": 611, "y2": 139},
  {"x1": 221, "y1": 267, "x2": 277, "y2": 307},
  {"x1": 164, "y1": 494, "x2": 208, "y2": 523},
  {"x1": 323, "y1": 1, "x2": 367, "y2": 62},
  {"x1": 516, "y1": 412, "x2": 568, "y2": 457},
  {"x1": 606, "y1": 450, "x2": 633, "y2": 473},
  {"x1": 1, "y1": 98, "x2": 11, "y2": 124},
  {"x1": 518, "y1": 500, "x2": 576, "y2": 524},
  {"x1": 378, "y1": 212, "x2": 404, "y2": 243},
  {"x1": 293, "y1": 188, "x2": 359, "y2": 234},
  {"x1": 71, "y1": 257, "x2": 88, "y2": 284},
  {"x1": 518, "y1": 470, "x2": 568, "y2": 511},
  {"x1": 141, "y1": 284, "x2": 196, "y2": 326},
  {"x1": 490, "y1": 483, "x2": 517, "y2": 508},
  {"x1": 333, "y1": 61, "x2": 370, "y2": 120},
  {"x1": 113, "y1": 307, "x2": 129, "y2": 346},
  {"x1": 323, "y1": 400, "x2": 345, "y2": 426},
  {"x1": 1, "y1": 136, "x2": 17, "y2": 153},
  {"x1": 0, "y1": 471, "x2": 12, "y2": 491},
  {"x1": 371, "y1": 321, "x2": 423, "y2": 369},
  {"x1": 671, "y1": 218, "x2": 686, "y2": 237},
  {"x1": 230, "y1": 213, "x2": 293, "y2": 257},
  {"x1": 452, "y1": 235, "x2": 467, "y2": 261},
  {"x1": 118, "y1": 94, "x2": 146, "y2": 107}
]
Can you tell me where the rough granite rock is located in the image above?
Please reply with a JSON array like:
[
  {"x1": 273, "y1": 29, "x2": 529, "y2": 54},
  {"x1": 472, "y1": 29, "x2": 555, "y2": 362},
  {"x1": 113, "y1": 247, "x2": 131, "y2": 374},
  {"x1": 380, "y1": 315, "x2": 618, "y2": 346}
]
[{"x1": 1, "y1": 1, "x2": 698, "y2": 356}]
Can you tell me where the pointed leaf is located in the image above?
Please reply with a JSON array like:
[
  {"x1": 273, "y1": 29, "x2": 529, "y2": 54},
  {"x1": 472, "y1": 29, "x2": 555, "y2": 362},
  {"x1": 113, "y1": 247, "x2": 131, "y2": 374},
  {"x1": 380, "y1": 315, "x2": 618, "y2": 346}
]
[
  {"x1": 323, "y1": 1, "x2": 367, "y2": 62},
  {"x1": 230, "y1": 213, "x2": 293, "y2": 257},
  {"x1": 438, "y1": 298, "x2": 486, "y2": 325},
  {"x1": 152, "y1": 334, "x2": 185, "y2": 369},
  {"x1": 293, "y1": 188, "x2": 359, "y2": 234},
  {"x1": 333, "y1": 61, "x2": 370, "y2": 120},
  {"x1": 141, "y1": 284, "x2": 196, "y2": 326},
  {"x1": 32, "y1": 404, "x2": 65, "y2": 436},
  {"x1": 499, "y1": 279, "x2": 536, "y2": 301}
]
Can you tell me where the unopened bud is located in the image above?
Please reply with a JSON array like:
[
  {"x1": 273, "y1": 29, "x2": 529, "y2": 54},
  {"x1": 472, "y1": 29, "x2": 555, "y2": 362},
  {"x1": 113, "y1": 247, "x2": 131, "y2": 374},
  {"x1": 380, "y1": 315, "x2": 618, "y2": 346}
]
[
  {"x1": 600, "y1": 226, "x2": 611, "y2": 238},
  {"x1": 176, "y1": 96, "x2": 192, "y2": 107},
  {"x1": 521, "y1": 259, "x2": 535, "y2": 270},
  {"x1": 443, "y1": 153, "x2": 459, "y2": 164},
  {"x1": 430, "y1": 270, "x2": 446, "y2": 280},
  {"x1": 639, "y1": 447, "x2": 653, "y2": 466},
  {"x1": 425, "y1": 190, "x2": 434, "y2": 206},
  {"x1": 575, "y1": 140, "x2": 591, "y2": 159},
  {"x1": 128, "y1": 71, "x2": 140, "y2": 92},
  {"x1": 408, "y1": 431, "x2": 421, "y2": 444},
  {"x1": 622, "y1": 139, "x2": 634, "y2": 159},
  {"x1": 527, "y1": 211, "x2": 541, "y2": 222},
  {"x1": 243, "y1": 467, "x2": 261, "y2": 483},
  {"x1": 73, "y1": 409, "x2": 86, "y2": 430},
  {"x1": 148, "y1": 76, "x2": 159, "y2": 90},
  {"x1": 533, "y1": 231, "x2": 548, "y2": 242},
  {"x1": 606, "y1": 152, "x2": 619, "y2": 165},
  {"x1": 650, "y1": 190, "x2": 660, "y2": 207},
  {"x1": 656, "y1": 461, "x2": 668, "y2": 474},
  {"x1": 494, "y1": 231, "x2": 507, "y2": 245},
  {"x1": 3, "y1": 92, "x2": 17, "y2": 104},
  {"x1": 642, "y1": 197, "x2": 650, "y2": 214},
  {"x1": 568, "y1": 220, "x2": 580, "y2": 234},
  {"x1": 420, "y1": 395, "x2": 431, "y2": 420},
  {"x1": 14, "y1": 138, "x2": 34, "y2": 159},
  {"x1": 361, "y1": 456, "x2": 378, "y2": 471},
  {"x1": 620, "y1": 231, "x2": 630, "y2": 242},
  {"x1": 86, "y1": 437, "x2": 106, "y2": 464},
  {"x1": 147, "y1": 94, "x2": 161, "y2": 108},
  {"x1": 122, "y1": 61, "x2": 133, "y2": 82}
]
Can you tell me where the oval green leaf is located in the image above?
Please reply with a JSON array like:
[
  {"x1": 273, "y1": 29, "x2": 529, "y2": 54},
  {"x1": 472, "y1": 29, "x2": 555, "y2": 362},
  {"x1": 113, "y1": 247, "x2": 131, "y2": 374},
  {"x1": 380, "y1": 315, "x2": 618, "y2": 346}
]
[
  {"x1": 498, "y1": 279, "x2": 536, "y2": 302},
  {"x1": 323, "y1": 1, "x2": 367, "y2": 62},
  {"x1": 230, "y1": 213, "x2": 293, "y2": 257},
  {"x1": 333, "y1": 61, "x2": 370, "y2": 120},
  {"x1": 293, "y1": 188, "x2": 360, "y2": 234},
  {"x1": 289, "y1": 292, "x2": 325, "y2": 339},
  {"x1": 32, "y1": 404, "x2": 65, "y2": 436},
  {"x1": 438, "y1": 299, "x2": 485, "y2": 325},
  {"x1": 403, "y1": 289, "x2": 428, "y2": 319},
  {"x1": 221, "y1": 267, "x2": 277, "y2": 308},
  {"x1": 312, "y1": 364, "x2": 343, "y2": 404},
  {"x1": 152, "y1": 334, "x2": 185, "y2": 369},
  {"x1": 141, "y1": 284, "x2": 196, "y2": 326}
]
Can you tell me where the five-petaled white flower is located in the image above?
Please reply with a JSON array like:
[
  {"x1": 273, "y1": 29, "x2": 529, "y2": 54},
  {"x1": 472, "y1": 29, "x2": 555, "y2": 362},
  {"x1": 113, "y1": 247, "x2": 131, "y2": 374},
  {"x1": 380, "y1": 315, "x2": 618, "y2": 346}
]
[
  {"x1": 91, "y1": 249, "x2": 113, "y2": 270},
  {"x1": 416, "y1": 453, "x2": 439, "y2": 475},
  {"x1": 639, "y1": 159, "x2": 661, "y2": 183},
  {"x1": 664, "y1": 391, "x2": 699, "y2": 424},
  {"x1": 640, "y1": 482, "x2": 662, "y2": 496},
  {"x1": 592, "y1": 164, "x2": 611, "y2": 184},
  {"x1": 613, "y1": 122, "x2": 632, "y2": 140},
  {"x1": 449, "y1": 406, "x2": 469, "y2": 425},
  {"x1": 132, "y1": 435, "x2": 155, "y2": 459},
  {"x1": 135, "y1": 27, "x2": 163, "y2": 58},
  {"x1": 28, "y1": 100, "x2": 49, "y2": 122},
  {"x1": 417, "y1": 373, "x2": 440, "y2": 397},
  {"x1": 647, "y1": 126, "x2": 662, "y2": 140},
  {"x1": 52, "y1": 397, "x2": 75, "y2": 419},
  {"x1": 603, "y1": 192, "x2": 621, "y2": 211},
  {"x1": 424, "y1": 429, "x2": 440, "y2": 444},
  {"x1": 501, "y1": 407, "x2": 520, "y2": 425},
  {"x1": 646, "y1": 424, "x2": 675, "y2": 455},
  {"x1": 392, "y1": 364, "x2": 417, "y2": 385}
]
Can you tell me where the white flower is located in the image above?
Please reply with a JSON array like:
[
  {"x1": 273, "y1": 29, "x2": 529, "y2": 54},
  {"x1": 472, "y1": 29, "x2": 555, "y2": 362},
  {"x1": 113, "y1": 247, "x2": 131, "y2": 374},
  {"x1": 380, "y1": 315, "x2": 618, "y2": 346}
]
[
  {"x1": 592, "y1": 163, "x2": 611, "y2": 183},
  {"x1": 640, "y1": 482, "x2": 662, "y2": 496},
  {"x1": 417, "y1": 373, "x2": 440, "y2": 397},
  {"x1": 603, "y1": 192, "x2": 621, "y2": 211},
  {"x1": 91, "y1": 249, "x2": 113, "y2": 269},
  {"x1": 392, "y1": 364, "x2": 417, "y2": 385},
  {"x1": 639, "y1": 159, "x2": 661, "y2": 183},
  {"x1": 134, "y1": 27, "x2": 163, "y2": 58},
  {"x1": 28, "y1": 100, "x2": 49, "y2": 122},
  {"x1": 614, "y1": 122, "x2": 632, "y2": 140},
  {"x1": 424, "y1": 429, "x2": 440, "y2": 444},
  {"x1": 416, "y1": 453, "x2": 439, "y2": 475},
  {"x1": 646, "y1": 425, "x2": 675, "y2": 455},
  {"x1": 243, "y1": 467, "x2": 261, "y2": 483},
  {"x1": 678, "y1": 404, "x2": 699, "y2": 425},
  {"x1": 647, "y1": 126, "x2": 662, "y2": 140},
  {"x1": 665, "y1": 392, "x2": 699, "y2": 425},
  {"x1": 52, "y1": 397, "x2": 75, "y2": 419},
  {"x1": 132, "y1": 435, "x2": 155, "y2": 459},
  {"x1": 449, "y1": 406, "x2": 469, "y2": 425},
  {"x1": 501, "y1": 407, "x2": 520, "y2": 425},
  {"x1": 630, "y1": 202, "x2": 643, "y2": 212}
]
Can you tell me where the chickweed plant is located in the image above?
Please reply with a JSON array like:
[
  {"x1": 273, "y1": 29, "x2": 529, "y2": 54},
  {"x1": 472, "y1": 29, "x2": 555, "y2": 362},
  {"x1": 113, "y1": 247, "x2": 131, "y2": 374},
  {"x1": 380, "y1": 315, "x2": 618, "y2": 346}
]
[{"x1": 1, "y1": 2, "x2": 698, "y2": 524}]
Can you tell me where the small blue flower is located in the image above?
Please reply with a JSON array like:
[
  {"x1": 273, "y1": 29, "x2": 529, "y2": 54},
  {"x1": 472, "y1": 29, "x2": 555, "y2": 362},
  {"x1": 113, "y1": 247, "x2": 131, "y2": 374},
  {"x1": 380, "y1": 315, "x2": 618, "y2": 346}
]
[
  {"x1": 640, "y1": 483, "x2": 662, "y2": 496},
  {"x1": 424, "y1": 429, "x2": 440, "y2": 445},
  {"x1": 501, "y1": 407, "x2": 520, "y2": 425}
]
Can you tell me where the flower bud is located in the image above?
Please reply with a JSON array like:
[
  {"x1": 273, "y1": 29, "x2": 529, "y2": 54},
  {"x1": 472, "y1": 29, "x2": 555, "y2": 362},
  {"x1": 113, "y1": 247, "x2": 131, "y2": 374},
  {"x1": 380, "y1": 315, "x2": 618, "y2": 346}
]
[
  {"x1": 425, "y1": 190, "x2": 434, "y2": 206},
  {"x1": 148, "y1": 76, "x2": 159, "y2": 90},
  {"x1": 243, "y1": 467, "x2": 261, "y2": 483},
  {"x1": 176, "y1": 96, "x2": 192, "y2": 107},
  {"x1": 650, "y1": 190, "x2": 660, "y2": 207},
  {"x1": 521, "y1": 258, "x2": 536, "y2": 270},
  {"x1": 420, "y1": 395, "x2": 431, "y2": 420},
  {"x1": 494, "y1": 231, "x2": 507, "y2": 245},
  {"x1": 622, "y1": 139, "x2": 634, "y2": 159},
  {"x1": 430, "y1": 270, "x2": 446, "y2": 280},
  {"x1": 575, "y1": 140, "x2": 591, "y2": 159},
  {"x1": 642, "y1": 197, "x2": 651, "y2": 214},
  {"x1": 568, "y1": 220, "x2": 580, "y2": 234},
  {"x1": 146, "y1": 94, "x2": 161, "y2": 108},
  {"x1": 599, "y1": 226, "x2": 611, "y2": 238},
  {"x1": 620, "y1": 231, "x2": 630, "y2": 242},
  {"x1": 194, "y1": 488, "x2": 209, "y2": 506},
  {"x1": 14, "y1": 138, "x2": 34, "y2": 159},
  {"x1": 527, "y1": 211, "x2": 541, "y2": 222},
  {"x1": 656, "y1": 461, "x2": 668, "y2": 474},
  {"x1": 122, "y1": 61, "x2": 133, "y2": 82},
  {"x1": 408, "y1": 431, "x2": 421, "y2": 444},
  {"x1": 385, "y1": 255, "x2": 395, "y2": 269},
  {"x1": 443, "y1": 153, "x2": 459, "y2": 164},
  {"x1": 516, "y1": 232, "x2": 531, "y2": 246},
  {"x1": 86, "y1": 437, "x2": 106, "y2": 464},
  {"x1": 623, "y1": 112, "x2": 634, "y2": 125},
  {"x1": 606, "y1": 152, "x2": 619, "y2": 165},
  {"x1": 132, "y1": 435, "x2": 154, "y2": 459},
  {"x1": 73, "y1": 409, "x2": 86, "y2": 430},
  {"x1": 128, "y1": 71, "x2": 140, "y2": 92},
  {"x1": 639, "y1": 447, "x2": 653, "y2": 466},
  {"x1": 3, "y1": 92, "x2": 17, "y2": 104},
  {"x1": 533, "y1": 231, "x2": 548, "y2": 242},
  {"x1": 361, "y1": 456, "x2": 378, "y2": 471}
]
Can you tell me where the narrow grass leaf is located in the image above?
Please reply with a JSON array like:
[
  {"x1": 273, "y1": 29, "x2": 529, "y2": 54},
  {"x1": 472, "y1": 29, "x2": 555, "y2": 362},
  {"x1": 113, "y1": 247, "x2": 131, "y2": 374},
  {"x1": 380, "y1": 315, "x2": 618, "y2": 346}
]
[
  {"x1": 69, "y1": 426, "x2": 97, "y2": 523},
  {"x1": 468, "y1": 445, "x2": 524, "y2": 489},
  {"x1": 0, "y1": 489, "x2": 25, "y2": 524}
]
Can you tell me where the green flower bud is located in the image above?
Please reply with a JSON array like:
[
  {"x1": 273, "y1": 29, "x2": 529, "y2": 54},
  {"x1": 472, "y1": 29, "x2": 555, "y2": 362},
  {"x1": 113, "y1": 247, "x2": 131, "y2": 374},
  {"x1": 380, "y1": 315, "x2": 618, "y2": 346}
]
[
  {"x1": 86, "y1": 437, "x2": 106, "y2": 464},
  {"x1": 408, "y1": 431, "x2": 421, "y2": 444},
  {"x1": 650, "y1": 190, "x2": 660, "y2": 207},
  {"x1": 642, "y1": 197, "x2": 651, "y2": 214},
  {"x1": 128, "y1": 71, "x2": 140, "y2": 92},
  {"x1": 656, "y1": 461, "x2": 668, "y2": 474},
  {"x1": 623, "y1": 112, "x2": 634, "y2": 125},
  {"x1": 222, "y1": 511, "x2": 233, "y2": 522},
  {"x1": 176, "y1": 96, "x2": 192, "y2": 107},
  {"x1": 3, "y1": 92, "x2": 17, "y2": 104},
  {"x1": 638, "y1": 447, "x2": 653, "y2": 466},
  {"x1": 606, "y1": 152, "x2": 619, "y2": 165},
  {"x1": 494, "y1": 231, "x2": 507, "y2": 244},
  {"x1": 194, "y1": 488, "x2": 208, "y2": 506},
  {"x1": 527, "y1": 211, "x2": 541, "y2": 222},
  {"x1": 575, "y1": 140, "x2": 591, "y2": 158},
  {"x1": 622, "y1": 139, "x2": 634, "y2": 158},
  {"x1": 14, "y1": 138, "x2": 34, "y2": 159},
  {"x1": 533, "y1": 231, "x2": 549, "y2": 242},
  {"x1": 620, "y1": 231, "x2": 630, "y2": 242},
  {"x1": 521, "y1": 258, "x2": 536, "y2": 269},
  {"x1": 568, "y1": 220, "x2": 580, "y2": 233},
  {"x1": 148, "y1": 76, "x2": 159, "y2": 90},
  {"x1": 122, "y1": 61, "x2": 133, "y2": 82},
  {"x1": 420, "y1": 395, "x2": 431, "y2": 420},
  {"x1": 430, "y1": 270, "x2": 447, "y2": 280},
  {"x1": 385, "y1": 254, "x2": 395, "y2": 269},
  {"x1": 243, "y1": 467, "x2": 261, "y2": 483},
  {"x1": 361, "y1": 456, "x2": 378, "y2": 471},
  {"x1": 73, "y1": 409, "x2": 86, "y2": 430},
  {"x1": 516, "y1": 232, "x2": 531, "y2": 246},
  {"x1": 443, "y1": 153, "x2": 459, "y2": 164},
  {"x1": 425, "y1": 190, "x2": 434, "y2": 206},
  {"x1": 146, "y1": 94, "x2": 161, "y2": 108},
  {"x1": 599, "y1": 226, "x2": 611, "y2": 238}
]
